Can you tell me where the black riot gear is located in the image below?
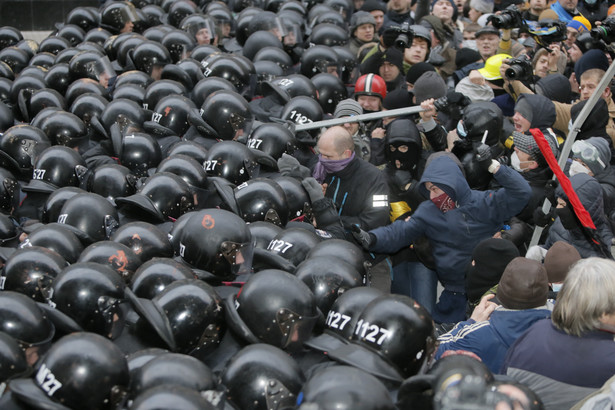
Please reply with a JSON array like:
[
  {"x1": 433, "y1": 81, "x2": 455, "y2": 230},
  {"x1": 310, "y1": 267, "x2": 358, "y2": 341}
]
[
  {"x1": 130, "y1": 257, "x2": 194, "y2": 299},
  {"x1": 101, "y1": 98, "x2": 145, "y2": 135},
  {"x1": 69, "y1": 93, "x2": 109, "y2": 136},
  {"x1": 175, "y1": 209, "x2": 252, "y2": 280},
  {"x1": 160, "y1": 64, "x2": 193, "y2": 90},
  {"x1": 117, "y1": 132, "x2": 162, "y2": 177},
  {"x1": 0, "y1": 46, "x2": 30, "y2": 74},
  {"x1": 190, "y1": 76, "x2": 236, "y2": 108},
  {"x1": 161, "y1": 29, "x2": 195, "y2": 63},
  {"x1": 41, "y1": 186, "x2": 85, "y2": 224},
  {"x1": 2, "y1": 246, "x2": 67, "y2": 302},
  {"x1": 253, "y1": 46, "x2": 292, "y2": 73},
  {"x1": 87, "y1": 164, "x2": 137, "y2": 205},
  {"x1": 333, "y1": 45, "x2": 358, "y2": 84},
  {"x1": 294, "y1": 256, "x2": 363, "y2": 314},
  {"x1": 310, "y1": 23, "x2": 349, "y2": 46},
  {"x1": 329, "y1": 294, "x2": 437, "y2": 383},
  {"x1": 224, "y1": 269, "x2": 319, "y2": 350},
  {"x1": 311, "y1": 72, "x2": 348, "y2": 115},
  {"x1": 19, "y1": 223, "x2": 84, "y2": 264},
  {"x1": 29, "y1": 52, "x2": 56, "y2": 69},
  {"x1": 56, "y1": 24, "x2": 86, "y2": 47},
  {"x1": 130, "y1": 278, "x2": 224, "y2": 354},
  {"x1": 67, "y1": 7, "x2": 99, "y2": 32},
  {"x1": 22, "y1": 145, "x2": 86, "y2": 194},
  {"x1": 101, "y1": 1, "x2": 140, "y2": 34},
  {"x1": 272, "y1": 176, "x2": 310, "y2": 220},
  {"x1": 263, "y1": 74, "x2": 318, "y2": 103},
  {"x1": 247, "y1": 122, "x2": 297, "y2": 159},
  {"x1": 203, "y1": 141, "x2": 258, "y2": 185},
  {"x1": 243, "y1": 30, "x2": 283, "y2": 61},
  {"x1": 44, "y1": 63, "x2": 72, "y2": 94},
  {"x1": 200, "y1": 54, "x2": 252, "y2": 95},
  {"x1": 64, "y1": 78, "x2": 108, "y2": 106},
  {"x1": 0, "y1": 331, "x2": 30, "y2": 383},
  {"x1": 0, "y1": 100, "x2": 12, "y2": 133},
  {"x1": 9, "y1": 332, "x2": 129, "y2": 410},
  {"x1": 167, "y1": 140, "x2": 209, "y2": 163},
  {"x1": 267, "y1": 227, "x2": 321, "y2": 266},
  {"x1": 116, "y1": 172, "x2": 194, "y2": 222},
  {"x1": 77, "y1": 241, "x2": 141, "y2": 281},
  {"x1": 305, "y1": 286, "x2": 383, "y2": 353},
  {"x1": 0, "y1": 166, "x2": 19, "y2": 213},
  {"x1": 0, "y1": 26, "x2": 23, "y2": 50},
  {"x1": 281, "y1": 95, "x2": 324, "y2": 127},
  {"x1": 300, "y1": 45, "x2": 339, "y2": 78},
  {"x1": 459, "y1": 101, "x2": 503, "y2": 145},
  {"x1": 131, "y1": 41, "x2": 172, "y2": 75},
  {"x1": 0, "y1": 291, "x2": 55, "y2": 347},
  {"x1": 176, "y1": 58, "x2": 205, "y2": 86},
  {"x1": 84, "y1": 28, "x2": 113, "y2": 46},
  {"x1": 308, "y1": 238, "x2": 367, "y2": 275},
  {"x1": 234, "y1": 178, "x2": 289, "y2": 226},
  {"x1": 115, "y1": 69, "x2": 154, "y2": 89},
  {"x1": 297, "y1": 365, "x2": 396, "y2": 410},
  {"x1": 48, "y1": 262, "x2": 126, "y2": 337},
  {"x1": 0, "y1": 124, "x2": 50, "y2": 177},
  {"x1": 111, "y1": 221, "x2": 174, "y2": 261},
  {"x1": 56, "y1": 192, "x2": 120, "y2": 244},
  {"x1": 221, "y1": 344, "x2": 305, "y2": 410},
  {"x1": 130, "y1": 385, "x2": 216, "y2": 410},
  {"x1": 166, "y1": 1, "x2": 198, "y2": 28},
  {"x1": 156, "y1": 154, "x2": 208, "y2": 189},
  {"x1": 143, "y1": 93, "x2": 196, "y2": 137},
  {"x1": 142, "y1": 78, "x2": 186, "y2": 110},
  {"x1": 40, "y1": 110, "x2": 87, "y2": 147},
  {"x1": 247, "y1": 220, "x2": 282, "y2": 249},
  {"x1": 18, "y1": 85, "x2": 65, "y2": 123},
  {"x1": 113, "y1": 82, "x2": 146, "y2": 105}
]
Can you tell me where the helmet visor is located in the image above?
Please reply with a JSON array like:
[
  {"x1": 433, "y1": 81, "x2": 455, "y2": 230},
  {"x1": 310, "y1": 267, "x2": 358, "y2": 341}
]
[
  {"x1": 220, "y1": 240, "x2": 254, "y2": 276},
  {"x1": 187, "y1": 19, "x2": 217, "y2": 45},
  {"x1": 277, "y1": 307, "x2": 320, "y2": 351},
  {"x1": 120, "y1": 4, "x2": 140, "y2": 24},
  {"x1": 86, "y1": 56, "x2": 117, "y2": 88}
]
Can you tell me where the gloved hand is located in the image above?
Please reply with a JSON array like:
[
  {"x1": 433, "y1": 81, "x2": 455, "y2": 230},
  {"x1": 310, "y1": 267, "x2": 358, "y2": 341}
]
[
  {"x1": 544, "y1": 180, "x2": 558, "y2": 207},
  {"x1": 474, "y1": 143, "x2": 499, "y2": 173},
  {"x1": 533, "y1": 206, "x2": 556, "y2": 227},
  {"x1": 278, "y1": 153, "x2": 310, "y2": 180},
  {"x1": 392, "y1": 170, "x2": 413, "y2": 191},
  {"x1": 349, "y1": 224, "x2": 375, "y2": 250},
  {"x1": 301, "y1": 177, "x2": 325, "y2": 203}
]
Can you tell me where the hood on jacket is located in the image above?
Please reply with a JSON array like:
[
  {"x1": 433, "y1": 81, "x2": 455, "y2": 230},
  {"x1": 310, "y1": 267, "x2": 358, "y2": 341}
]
[
  {"x1": 419, "y1": 154, "x2": 471, "y2": 204},
  {"x1": 557, "y1": 173, "x2": 605, "y2": 224},
  {"x1": 489, "y1": 308, "x2": 551, "y2": 349},
  {"x1": 516, "y1": 93, "x2": 556, "y2": 130},
  {"x1": 571, "y1": 98, "x2": 610, "y2": 140},
  {"x1": 535, "y1": 74, "x2": 571, "y2": 104}
]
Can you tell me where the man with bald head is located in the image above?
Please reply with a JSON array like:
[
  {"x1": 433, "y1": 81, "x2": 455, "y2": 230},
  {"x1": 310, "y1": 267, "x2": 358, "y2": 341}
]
[{"x1": 304, "y1": 126, "x2": 391, "y2": 291}]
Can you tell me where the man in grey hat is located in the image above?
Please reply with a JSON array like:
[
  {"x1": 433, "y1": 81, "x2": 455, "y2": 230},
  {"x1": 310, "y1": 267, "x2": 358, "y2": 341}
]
[
  {"x1": 349, "y1": 11, "x2": 378, "y2": 56},
  {"x1": 334, "y1": 98, "x2": 371, "y2": 161}
]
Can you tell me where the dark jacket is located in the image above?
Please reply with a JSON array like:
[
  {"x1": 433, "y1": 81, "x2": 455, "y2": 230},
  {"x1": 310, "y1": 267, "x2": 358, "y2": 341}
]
[
  {"x1": 545, "y1": 173, "x2": 613, "y2": 258},
  {"x1": 369, "y1": 155, "x2": 531, "y2": 290},
  {"x1": 435, "y1": 307, "x2": 551, "y2": 374},
  {"x1": 503, "y1": 319, "x2": 615, "y2": 410}
]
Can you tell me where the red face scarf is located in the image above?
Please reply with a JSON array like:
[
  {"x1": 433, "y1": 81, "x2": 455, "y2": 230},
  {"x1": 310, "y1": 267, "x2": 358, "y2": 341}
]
[{"x1": 431, "y1": 191, "x2": 456, "y2": 213}]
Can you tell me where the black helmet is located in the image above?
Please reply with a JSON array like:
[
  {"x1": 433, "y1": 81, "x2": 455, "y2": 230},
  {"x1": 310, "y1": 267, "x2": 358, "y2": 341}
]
[
  {"x1": 254, "y1": 60, "x2": 283, "y2": 96},
  {"x1": 0, "y1": 124, "x2": 50, "y2": 177},
  {"x1": 176, "y1": 209, "x2": 252, "y2": 280},
  {"x1": 253, "y1": 46, "x2": 292, "y2": 72},
  {"x1": 57, "y1": 192, "x2": 120, "y2": 244},
  {"x1": 385, "y1": 118, "x2": 422, "y2": 173},
  {"x1": 281, "y1": 95, "x2": 324, "y2": 126},
  {"x1": 40, "y1": 111, "x2": 87, "y2": 148},
  {"x1": 311, "y1": 72, "x2": 348, "y2": 114},
  {"x1": 0, "y1": 214, "x2": 20, "y2": 249},
  {"x1": 0, "y1": 26, "x2": 23, "y2": 50},
  {"x1": 304, "y1": 286, "x2": 383, "y2": 353},
  {"x1": 267, "y1": 227, "x2": 321, "y2": 266},
  {"x1": 29, "y1": 52, "x2": 56, "y2": 69},
  {"x1": 181, "y1": 14, "x2": 217, "y2": 45},
  {"x1": 459, "y1": 101, "x2": 503, "y2": 146},
  {"x1": 9, "y1": 332, "x2": 129, "y2": 409},
  {"x1": 310, "y1": 23, "x2": 349, "y2": 46},
  {"x1": 53, "y1": 46, "x2": 80, "y2": 64},
  {"x1": 0, "y1": 46, "x2": 30, "y2": 74},
  {"x1": 18, "y1": 85, "x2": 64, "y2": 122},
  {"x1": 263, "y1": 74, "x2": 318, "y2": 104},
  {"x1": 22, "y1": 145, "x2": 87, "y2": 194},
  {"x1": 160, "y1": 64, "x2": 193, "y2": 90},
  {"x1": 189, "y1": 44, "x2": 221, "y2": 62},
  {"x1": 167, "y1": 140, "x2": 209, "y2": 163},
  {"x1": 67, "y1": 7, "x2": 99, "y2": 32},
  {"x1": 115, "y1": 35, "x2": 150, "y2": 69},
  {"x1": 243, "y1": 30, "x2": 283, "y2": 61},
  {"x1": 300, "y1": 45, "x2": 339, "y2": 78},
  {"x1": 234, "y1": 178, "x2": 289, "y2": 225},
  {"x1": 221, "y1": 344, "x2": 305, "y2": 410},
  {"x1": 156, "y1": 154, "x2": 208, "y2": 189},
  {"x1": 9, "y1": 70, "x2": 46, "y2": 106},
  {"x1": 64, "y1": 78, "x2": 108, "y2": 106},
  {"x1": 131, "y1": 40, "x2": 172, "y2": 75},
  {"x1": 0, "y1": 99, "x2": 12, "y2": 131},
  {"x1": 0, "y1": 331, "x2": 30, "y2": 383},
  {"x1": 224, "y1": 269, "x2": 319, "y2": 350},
  {"x1": 247, "y1": 122, "x2": 297, "y2": 159},
  {"x1": 166, "y1": 0, "x2": 198, "y2": 28},
  {"x1": 143, "y1": 93, "x2": 196, "y2": 137},
  {"x1": 19, "y1": 223, "x2": 84, "y2": 264},
  {"x1": 0, "y1": 291, "x2": 54, "y2": 347},
  {"x1": 142, "y1": 78, "x2": 187, "y2": 111},
  {"x1": 176, "y1": 58, "x2": 205, "y2": 86},
  {"x1": 130, "y1": 352, "x2": 214, "y2": 396},
  {"x1": 68, "y1": 49, "x2": 105, "y2": 81},
  {"x1": 131, "y1": 385, "x2": 216, "y2": 410},
  {"x1": 131, "y1": 278, "x2": 224, "y2": 354},
  {"x1": 142, "y1": 24, "x2": 174, "y2": 43},
  {"x1": 115, "y1": 69, "x2": 154, "y2": 89},
  {"x1": 87, "y1": 163, "x2": 137, "y2": 204},
  {"x1": 0, "y1": 166, "x2": 18, "y2": 213},
  {"x1": 29, "y1": 106, "x2": 63, "y2": 131},
  {"x1": 0, "y1": 61, "x2": 14, "y2": 82},
  {"x1": 41, "y1": 186, "x2": 86, "y2": 224},
  {"x1": 101, "y1": 1, "x2": 140, "y2": 34},
  {"x1": 117, "y1": 132, "x2": 162, "y2": 177},
  {"x1": 203, "y1": 141, "x2": 258, "y2": 185},
  {"x1": 200, "y1": 54, "x2": 252, "y2": 95},
  {"x1": 333, "y1": 45, "x2": 358, "y2": 84},
  {"x1": 295, "y1": 256, "x2": 363, "y2": 314},
  {"x1": 84, "y1": 27, "x2": 113, "y2": 46},
  {"x1": 130, "y1": 257, "x2": 194, "y2": 299},
  {"x1": 116, "y1": 172, "x2": 194, "y2": 222},
  {"x1": 161, "y1": 29, "x2": 195, "y2": 63},
  {"x1": 56, "y1": 24, "x2": 86, "y2": 47},
  {"x1": 272, "y1": 175, "x2": 311, "y2": 220},
  {"x1": 297, "y1": 365, "x2": 396, "y2": 409},
  {"x1": 2, "y1": 246, "x2": 66, "y2": 302},
  {"x1": 247, "y1": 11, "x2": 286, "y2": 38},
  {"x1": 247, "y1": 220, "x2": 282, "y2": 249},
  {"x1": 190, "y1": 76, "x2": 237, "y2": 108},
  {"x1": 44, "y1": 63, "x2": 72, "y2": 94},
  {"x1": 48, "y1": 262, "x2": 126, "y2": 337},
  {"x1": 77, "y1": 241, "x2": 141, "y2": 281},
  {"x1": 113, "y1": 82, "x2": 146, "y2": 105},
  {"x1": 329, "y1": 294, "x2": 437, "y2": 383},
  {"x1": 307, "y1": 238, "x2": 367, "y2": 275},
  {"x1": 100, "y1": 97, "x2": 145, "y2": 136},
  {"x1": 111, "y1": 221, "x2": 174, "y2": 261}
]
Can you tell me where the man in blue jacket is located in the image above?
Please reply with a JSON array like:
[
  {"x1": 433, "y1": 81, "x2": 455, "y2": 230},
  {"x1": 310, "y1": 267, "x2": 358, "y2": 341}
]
[
  {"x1": 353, "y1": 150, "x2": 532, "y2": 323},
  {"x1": 435, "y1": 257, "x2": 551, "y2": 373}
]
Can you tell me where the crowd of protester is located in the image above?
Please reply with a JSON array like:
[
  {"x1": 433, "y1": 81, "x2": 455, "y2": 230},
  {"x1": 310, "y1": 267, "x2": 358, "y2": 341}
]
[{"x1": 1, "y1": 0, "x2": 615, "y2": 408}]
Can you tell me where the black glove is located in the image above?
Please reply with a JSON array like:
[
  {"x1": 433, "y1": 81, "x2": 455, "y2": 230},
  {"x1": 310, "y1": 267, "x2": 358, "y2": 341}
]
[
  {"x1": 533, "y1": 206, "x2": 556, "y2": 227},
  {"x1": 544, "y1": 180, "x2": 558, "y2": 207},
  {"x1": 474, "y1": 143, "x2": 493, "y2": 172},
  {"x1": 392, "y1": 170, "x2": 413, "y2": 190},
  {"x1": 278, "y1": 153, "x2": 310, "y2": 180},
  {"x1": 301, "y1": 177, "x2": 324, "y2": 203},
  {"x1": 349, "y1": 224, "x2": 375, "y2": 250}
]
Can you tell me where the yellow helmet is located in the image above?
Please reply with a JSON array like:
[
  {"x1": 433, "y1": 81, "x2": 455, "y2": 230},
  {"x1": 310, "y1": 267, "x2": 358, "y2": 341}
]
[{"x1": 478, "y1": 53, "x2": 512, "y2": 81}]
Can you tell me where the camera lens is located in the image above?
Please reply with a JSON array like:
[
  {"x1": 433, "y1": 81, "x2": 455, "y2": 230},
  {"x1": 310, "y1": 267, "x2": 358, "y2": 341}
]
[{"x1": 395, "y1": 33, "x2": 409, "y2": 48}]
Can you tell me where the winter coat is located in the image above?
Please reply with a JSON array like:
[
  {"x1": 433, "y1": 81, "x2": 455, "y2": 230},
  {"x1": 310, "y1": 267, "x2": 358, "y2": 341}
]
[
  {"x1": 435, "y1": 307, "x2": 551, "y2": 374},
  {"x1": 369, "y1": 155, "x2": 531, "y2": 290}
]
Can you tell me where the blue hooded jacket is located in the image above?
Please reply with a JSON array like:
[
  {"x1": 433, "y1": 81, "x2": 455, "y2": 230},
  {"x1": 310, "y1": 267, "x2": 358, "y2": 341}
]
[{"x1": 369, "y1": 155, "x2": 531, "y2": 290}]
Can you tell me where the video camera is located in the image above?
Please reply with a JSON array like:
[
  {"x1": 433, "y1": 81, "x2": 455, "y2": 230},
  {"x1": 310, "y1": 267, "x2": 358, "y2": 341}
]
[
  {"x1": 591, "y1": 17, "x2": 615, "y2": 44},
  {"x1": 487, "y1": 5, "x2": 522, "y2": 30},
  {"x1": 505, "y1": 54, "x2": 533, "y2": 81},
  {"x1": 382, "y1": 22, "x2": 414, "y2": 49},
  {"x1": 434, "y1": 375, "x2": 515, "y2": 410},
  {"x1": 527, "y1": 19, "x2": 567, "y2": 48}
]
